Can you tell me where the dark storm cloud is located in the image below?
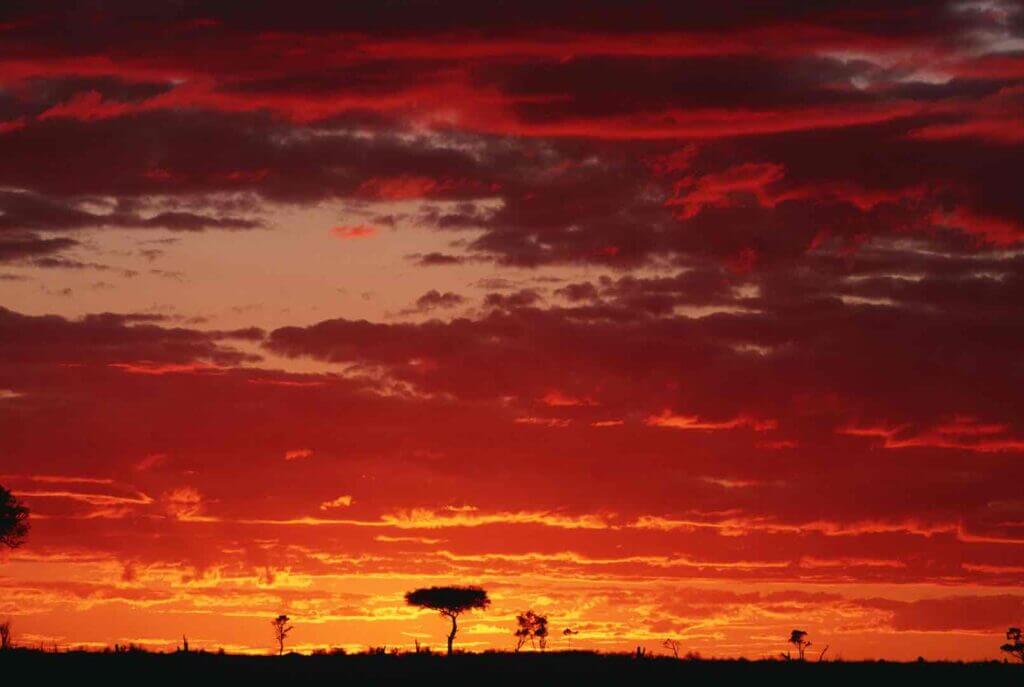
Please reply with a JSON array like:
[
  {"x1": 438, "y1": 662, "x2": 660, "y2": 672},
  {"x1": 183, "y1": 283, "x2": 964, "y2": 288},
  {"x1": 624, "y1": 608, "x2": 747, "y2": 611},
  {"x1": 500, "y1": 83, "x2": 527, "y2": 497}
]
[
  {"x1": 0, "y1": 0, "x2": 1019, "y2": 268},
  {"x1": 0, "y1": 233, "x2": 78, "y2": 262},
  {"x1": 399, "y1": 289, "x2": 467, "y2": 315},
  {"x1": 0, "y1": 307, "x2": 262, "y2": 366},
  {"x1": 0, "y1": 190, "x2": 261, "y2": 233},
  {"x1": 0, "y1": 1, "x2": 983, "y2": 47}
]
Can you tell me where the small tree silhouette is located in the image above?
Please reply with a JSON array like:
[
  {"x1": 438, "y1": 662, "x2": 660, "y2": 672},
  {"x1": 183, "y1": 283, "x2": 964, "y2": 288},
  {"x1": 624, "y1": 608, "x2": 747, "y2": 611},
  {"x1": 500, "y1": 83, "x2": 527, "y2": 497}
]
[
  {"x1": 562, "y1": 627, "x2": 578, "y2": 649},
  {"x1": 271, "y1": 614, "x2": 293, "y2": 656},
  {"x1": 513, "y1": 610, "x2": 549, "y2": 651},
  {"x1": 789, "y1": 629, "x2": 812, "y2": 660},
  {"x1": 1002, "y1": 627, "x2": 1024, "y2": 662},
  {"x1": 405, "y1": 586, "x2": 490, "y2": 655},
  {"x1": 662, "y1": 638, "x2": 681, "y2": 658},
  {"x1": 0, "y1": 620, "x2": 11, "y2": 651},
  {"x1": 0, "y1": 485, "x2": 29, "y2": 549}
]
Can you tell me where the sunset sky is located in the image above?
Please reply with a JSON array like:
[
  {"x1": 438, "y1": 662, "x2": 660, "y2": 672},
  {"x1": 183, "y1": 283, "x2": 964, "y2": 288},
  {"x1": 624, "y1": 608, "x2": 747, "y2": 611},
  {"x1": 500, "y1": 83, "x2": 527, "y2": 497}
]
[{"x1": 2, "y1": 0, "x2": 1024, "y2": 660}]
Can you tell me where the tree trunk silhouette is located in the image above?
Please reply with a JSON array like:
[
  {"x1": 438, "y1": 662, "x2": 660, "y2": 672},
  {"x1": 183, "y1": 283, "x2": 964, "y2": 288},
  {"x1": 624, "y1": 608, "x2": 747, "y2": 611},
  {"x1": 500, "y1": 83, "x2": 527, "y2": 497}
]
[{"x1": 447, "y1": 614, "x2": 457, "y2": 655}]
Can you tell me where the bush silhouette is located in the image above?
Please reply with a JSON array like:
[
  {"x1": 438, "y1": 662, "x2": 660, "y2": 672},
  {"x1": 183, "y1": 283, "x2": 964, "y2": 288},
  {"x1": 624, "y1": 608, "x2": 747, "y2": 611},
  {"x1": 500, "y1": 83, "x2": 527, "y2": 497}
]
[
  {"x1": 1002, "y1": 627, "x2": 1024, "y2": 662},
  {"x1": 271, "y1": 615, "x2": 293, "y2": 656},
  {"x1": 789, "y1": 630, "x2": 812, "y2": 660},
  {"x1": 514, "y1": 610, "x2": 549, "y2": 652},
  {"x1": 0, "y1": 484, "x2": 29, "y2": 549}
]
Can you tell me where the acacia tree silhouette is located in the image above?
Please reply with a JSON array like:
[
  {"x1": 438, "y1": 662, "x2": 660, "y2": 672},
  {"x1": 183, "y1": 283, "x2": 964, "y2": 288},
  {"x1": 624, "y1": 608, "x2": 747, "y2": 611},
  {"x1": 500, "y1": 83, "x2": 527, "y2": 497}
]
[
  {"x1": 1002, "y1": 627, "x2": 1024, "y2": 662},
  {"x1": 789, "y1": 629, "x2": 812, "y2": 660},
  {"x1": 513, "y1": 610, "x2": 549, "y2": 651},
  {"x1": 271, "y1": 615, "x2": 293, "y2": 656},
  {"x1": 405, "y1": 586, "x2": 490, "y2": 655},
  {"x1": 0, "y1": 485, "x2": 29, "y2": 549}
]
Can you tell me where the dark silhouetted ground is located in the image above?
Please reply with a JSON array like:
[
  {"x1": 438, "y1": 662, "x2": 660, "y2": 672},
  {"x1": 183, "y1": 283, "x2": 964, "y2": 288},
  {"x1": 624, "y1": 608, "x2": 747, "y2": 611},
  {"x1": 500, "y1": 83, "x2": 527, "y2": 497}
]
[{"x1": 0, "y1": 649, "x2": 1020, "y2": 684}]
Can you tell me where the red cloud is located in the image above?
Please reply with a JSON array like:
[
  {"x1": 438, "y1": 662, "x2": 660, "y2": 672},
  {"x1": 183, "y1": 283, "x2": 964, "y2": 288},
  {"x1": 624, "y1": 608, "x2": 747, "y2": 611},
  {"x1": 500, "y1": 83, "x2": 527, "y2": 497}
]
[
  {"x1": 646, "y1": 410, "x2": 777, "y2": 432},
  {"x1": 329, "y1": 225, "x2": 376, "y2": 240},
  {"x1": 357, "y1": 176, "x2": 446, "y2": 201},
  {"x1": 356, "y1": 176, "x2": 499, "y2": 201},
  {"x1": 108, "y1": 361, "x2": 224, "y2": 375},
  {"x1": 839, "y1": 417, "x2": 1024, "y2": 453},
  {"x1": 666, "y1": 162, "x2": 786, "y2": 220},
  {"x1": 514, "y1": 416, "x2": 572, "y2": 428},
  {"x1": 541, "y1": 391, "x2": 597, "y2": 407},
  {"x1": 931, "y1": 207, "x2": 1024, "y2": 246}
]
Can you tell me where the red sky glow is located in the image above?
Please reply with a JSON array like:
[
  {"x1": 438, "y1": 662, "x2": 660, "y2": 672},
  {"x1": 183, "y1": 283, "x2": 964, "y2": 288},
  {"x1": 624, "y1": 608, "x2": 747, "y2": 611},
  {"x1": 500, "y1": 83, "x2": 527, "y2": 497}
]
[{"x1": 1, "y1": 0, "x2": 1023, "y2": 660}]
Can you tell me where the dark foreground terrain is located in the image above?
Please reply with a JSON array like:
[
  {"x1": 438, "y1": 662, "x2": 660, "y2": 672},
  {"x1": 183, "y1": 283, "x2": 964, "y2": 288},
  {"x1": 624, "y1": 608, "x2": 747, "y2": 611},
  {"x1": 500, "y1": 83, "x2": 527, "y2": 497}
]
[{"x1": 1, "y1": 650, "x2": 1020, "y2": 684}]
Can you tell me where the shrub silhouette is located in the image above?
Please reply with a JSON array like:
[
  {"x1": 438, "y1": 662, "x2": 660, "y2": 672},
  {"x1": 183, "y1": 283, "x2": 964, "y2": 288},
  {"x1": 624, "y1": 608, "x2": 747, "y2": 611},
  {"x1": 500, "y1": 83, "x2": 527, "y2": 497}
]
[
  {"x1": 513, "y1": 610, "x2": 549, "y2": 652},
  {"x1": 271, "y1": 615, "x2": 293, "y2": 656},
  {"x1": 0, "y1": 620, "x2": 11, "y2": 651},
  {"x1": 0, "y1": 484, "x2": 29, "y2": 549},
  {"x1": 789, "y1": 629, "x2": 812, "y2": 660},
  {"x1": 404, "y1": 585, "x2": 490, "y2": 655},
  {"x1": 1002, "y1": 627, "x2": 1024, "y2": 662}
]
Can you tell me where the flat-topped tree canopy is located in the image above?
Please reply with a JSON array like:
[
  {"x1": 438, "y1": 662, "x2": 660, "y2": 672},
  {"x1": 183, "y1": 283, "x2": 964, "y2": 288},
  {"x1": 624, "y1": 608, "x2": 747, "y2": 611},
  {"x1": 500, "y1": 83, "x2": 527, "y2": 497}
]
[
  {"x1": 405, "y1": 585, "x2": 490, "y2": 654},
  {"x1": 405, "y1": 586, "x2": 490, "y2": 615}
]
